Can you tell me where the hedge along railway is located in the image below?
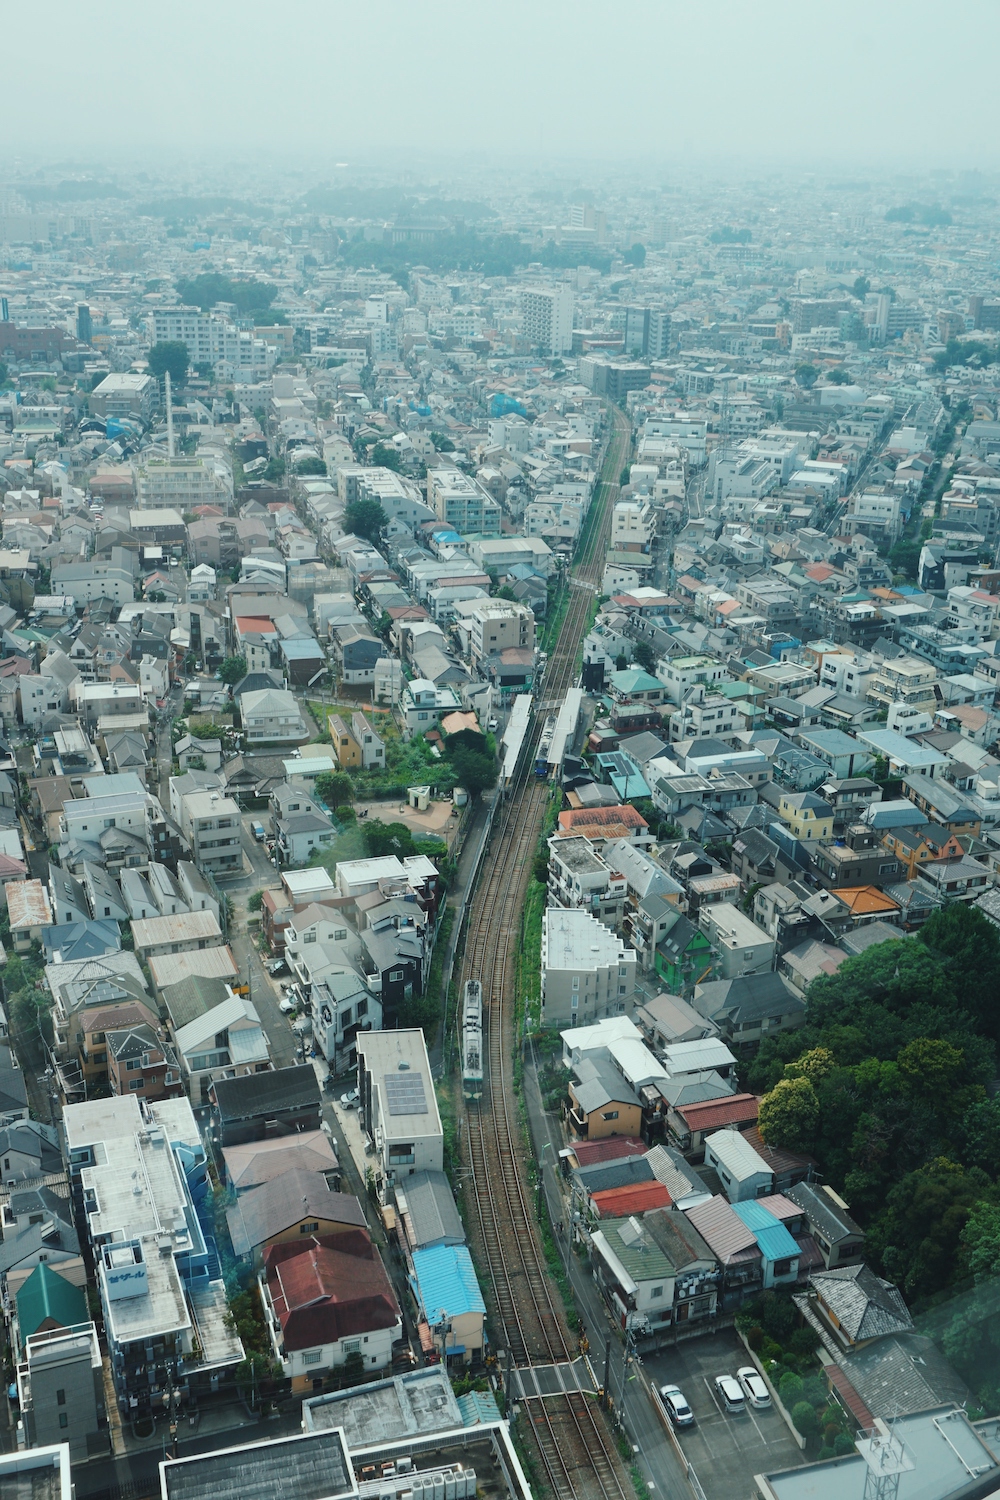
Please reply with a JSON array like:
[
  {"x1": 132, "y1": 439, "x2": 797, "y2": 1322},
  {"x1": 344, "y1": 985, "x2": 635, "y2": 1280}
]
[{"x1": 456, "y1": 407, "x2": 633, "y2": 1500}]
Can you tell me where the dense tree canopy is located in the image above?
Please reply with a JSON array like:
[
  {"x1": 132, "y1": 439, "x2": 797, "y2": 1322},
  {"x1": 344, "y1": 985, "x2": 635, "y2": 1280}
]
[
  {"x1": 147, "y1": 341, "x2": 189, "y2": 385},
  {"x1": 344, "y1": 497, "x2": 388, "y2": 543}
]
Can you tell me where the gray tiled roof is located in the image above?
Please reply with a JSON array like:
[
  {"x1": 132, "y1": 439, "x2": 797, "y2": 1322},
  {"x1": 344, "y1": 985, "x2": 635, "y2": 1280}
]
[{"x1": 811, "y1": 1263, "x2": 912, "y2": 1341}]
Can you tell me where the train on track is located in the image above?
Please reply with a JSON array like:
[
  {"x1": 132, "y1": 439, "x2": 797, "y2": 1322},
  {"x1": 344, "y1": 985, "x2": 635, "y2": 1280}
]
[
  {"x1": 534, "y1": 688, "x2": 585, "y2": 780},
  {"x1": 461, "y1": 979, "x2": 483, "y2": 1101},
  {"x1": 534, "y1": 715, "x2": 557, "y2": 777}
]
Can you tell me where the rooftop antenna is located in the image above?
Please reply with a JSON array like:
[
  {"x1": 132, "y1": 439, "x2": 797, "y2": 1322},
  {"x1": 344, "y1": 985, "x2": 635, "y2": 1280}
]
[
  {"x1": 165, "y1": 370, "x2": 175, "y2": 460},
  {"x1": 858, "y1": 1422, "x2": 913, "y2": 1500}
]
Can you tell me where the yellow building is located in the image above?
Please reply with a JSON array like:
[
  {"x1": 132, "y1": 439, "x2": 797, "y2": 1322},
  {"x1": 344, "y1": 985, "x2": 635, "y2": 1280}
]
[{"x1": 777, "y1": 790, "x2": 834, "y2": 842}]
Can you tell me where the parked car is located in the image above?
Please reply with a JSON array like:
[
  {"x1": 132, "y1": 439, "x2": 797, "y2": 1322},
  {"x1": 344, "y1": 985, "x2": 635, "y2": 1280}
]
[
  {"x1": 659, "y1": 1385, "x2": 694, "y2": 1426},
  {"x1": 487, "y1": 716, "x2": 499, "y2": 732},
  {"x1": 737, "y1": 1367, "x2": 771, "y2": 1409},
  {"x1": 251, "y1": 821, "x2": 267, "y2": 841},
  {"x1": 267, "y1": 958, "x2": 288, "y2": 977},
  {"x1": 714, "y1": 1375, "x2": 745, "y2": 1414},
  {"x1": 278, "y1": 996, "x2": 296, "y2": 1015},
  {"x1": 340, "y1": 1087, "x2": 359, "y2": 1110}
]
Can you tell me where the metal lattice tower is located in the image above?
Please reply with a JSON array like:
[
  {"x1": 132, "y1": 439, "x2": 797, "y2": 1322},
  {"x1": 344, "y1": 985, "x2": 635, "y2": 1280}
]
[{"x1": 857, "y1": 1426, "x2": 914, "y2": 1500}]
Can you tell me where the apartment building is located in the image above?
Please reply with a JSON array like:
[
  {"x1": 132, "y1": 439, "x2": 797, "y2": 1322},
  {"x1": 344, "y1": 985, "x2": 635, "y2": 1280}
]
[
  {"x1": 540, "y1": 907, "x2": 637, "y2": 1029},
  {"x1": 658, "y1": 655, "x2": 731, "y2": 706},
  {"x1": 89, "y1": 373, "x2": 157, "y2": 423},
  {"x1": 866, "y1": 653, "x2": 940, "y2": 711},
  {"x1": 699, "y1": 905, "x2": 775, "y2": 979},
  {"x1": 356, "y1": 1030, "x2": 443, "y2": 1201},
  {"x1": 178, "y1": 789, "x2": 242, "y2": 876},
  {"x1": 426, "y1": 468, "x2": 501, "y2": 535},
  {"x1": 521, "y1": 285, "x2": 574, "y2": 354},
  {"x1": 64, "y1": 1095, "x2": 242, "y2": 1417},
  {"x1": 547, "y1": 836, "x2": 627, "y2": 930},
  {"x1": 467, "y1": 598, "x2": 535, "y2": 667}
]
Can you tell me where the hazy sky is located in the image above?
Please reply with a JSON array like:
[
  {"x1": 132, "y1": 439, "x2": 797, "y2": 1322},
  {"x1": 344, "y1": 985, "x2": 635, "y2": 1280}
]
[{"x1": 9, "y1": 0, "x2": 1000, "y2": 172}]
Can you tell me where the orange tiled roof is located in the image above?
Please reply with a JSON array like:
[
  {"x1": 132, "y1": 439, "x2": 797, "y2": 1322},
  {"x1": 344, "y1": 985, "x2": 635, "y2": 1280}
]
[
  {"x1": 559, "y1": 805, "x2": 648, "y2": 832},
  {"x1": 832, "y1": 885, "x2": 900, "y2": 915}
]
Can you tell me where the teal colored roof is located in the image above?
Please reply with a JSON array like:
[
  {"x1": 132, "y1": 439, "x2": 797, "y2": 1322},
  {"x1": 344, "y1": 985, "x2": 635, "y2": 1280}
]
[
  {"x1": 16, "y1": 1262, "x2": 87, "y2": 1343},
  {"x1": 411, "y1": 1244, "x2": 486, "y2": 1319},
  {"x1": 457, "y1": 1389, "x2": 502, "y2": 1425},
  {"x1": 730, "y1": 1200, "x2": 799, "y2": 1263},
  {"x1": 610, "y1": 669, "x2": 663, "y2": 694}
]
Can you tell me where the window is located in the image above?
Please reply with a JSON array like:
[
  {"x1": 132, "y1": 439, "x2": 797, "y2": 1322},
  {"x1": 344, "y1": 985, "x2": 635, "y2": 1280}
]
[
  {"x1": 299, "y1": 1221, "x2": 319, "y2": 1234},
  {"x1": 343, "y1": 1339, "x2": 361, "y2": 1355},
  {"x1": 772, "y1": 1258, "x2": 793, "y2": 1277},
  {"x1": 335, "y1": 929, "x2": 347, "y2": 942},
  {"x1": 129, "y1": 1079, "x2": 143, "y2": 1091},
  {"x1": 56, "y1": 1390, "x2": 65, "y2": 1406},
  {"x1": 601, "y1": 1110, "x2": 619, "y2": 1121},
  {"x1": 304, "y1": 930, "x2": 317, "y2": 944},
  {"x1": 302, "y1": 1350, "x2": 322, "y2": 1366},
  {"x1": 126, "y1": 1059, "x2": 138, "y2": 1071},
  {"x1": 59, "y1": 1413, "x2": 68, "y2": 1430},
  {"x1": 389, "y1": 969, "x2": 404, "y2": 981},
  {"x1": 650, "y1": 1285, "x2": 663, "y2": 1299}
]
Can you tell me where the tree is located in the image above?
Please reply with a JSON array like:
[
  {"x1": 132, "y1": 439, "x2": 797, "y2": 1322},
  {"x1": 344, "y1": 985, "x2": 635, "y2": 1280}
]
[
  {"x1": 314, "y1": 771, "x2": 354, "y2": 809},
  {"x1": 620, "y1": 466, "x2": 632, "y2": 486},
  {"x1": 371, "y1": 441, "x2": 403, "y2": 473},
  {"x1": 920, "y1": 905, "x2": 1000, "y2": 1039},
  {"x1": 147, "y1": 341, "x2": 189, "y2": 386},
  {"x1": 632, "y1": 640, "x2": 658, "y2": 674},
  {"x1": 188, "y1": 720, "x2": 228, "y2": 741},
  {"x1": 853, "y1": 276, "x2": 870, "y2": 300},
  {"x1": 623, "y1": 243, "x2": 646, "y2": 267},
  {"x1": 175, "y1": 272, "x2": 277, "y2": 314},
  {"x1": 758, "y1": 1076, "x2": 820, "y2": 1150},
  {"x1": 294, "y1": 455, "x2": 327, "y2": 475},
  {"x1": 870, "y1": 1156, "x2": 984, "y2": 1299},
  {"x1": 960, "y1": 1199, "x2": 1000, "y2": 1282},
  {"x1": 363, "y1": 819, "x2": 417, "y2": 860},
  {"x1": 344, "y1": 497, "x2": 388, "y2": 543},
  {"x1": 0, "y1": 361, "x2": 8, "y2": 386},
  {"x1": 792, "y1": 1403, "x2": 819, "y2": 1438},
  {"x1": 247, "y1": 890, "x2": 264, "y2": 912},
  {"x1": 896, "y1": 1037, "x2": 966, "y2": 1100},
  {"x1": 430, "y1": 431, "x2": 455, "y2": 452},
  {"x1": 219, "y1": 656, "x2": 247, "y2": 686},
  {"x1": 497, "y1": 584, "x2": 517, "y2": 601},
  {"x1": 795, "y1": 363, "x2": 819, "y2": 389},
  {"x1": 826, "y1": 367, "x2": 851, "y2": 385},
  {"x1": 263, "y1": 456, "x2": 285, "y2": 483},
  {"x1": 449, "y1": 743, "x2": 497, "y2": 799},
  {"x1": 784, "y1": 1047, "x2": 836, "y2": 1084}
]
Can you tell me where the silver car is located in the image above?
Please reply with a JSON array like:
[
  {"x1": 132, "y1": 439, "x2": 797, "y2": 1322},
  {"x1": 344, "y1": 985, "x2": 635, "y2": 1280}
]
[
  {"x1": 737, "y1": 1367, "x2": 771, "y2": 1409},
  {"x1": 715, "y1": 1374, "x2": 746, "y2": 1414},
  {"x1": 659, "y1": 1384, "x2": 694, "y2": 1426}
]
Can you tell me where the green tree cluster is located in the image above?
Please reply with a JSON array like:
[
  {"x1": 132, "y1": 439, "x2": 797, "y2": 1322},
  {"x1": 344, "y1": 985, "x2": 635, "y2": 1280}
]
[
  {"x1": 218, "y1": 655, "x2": 247, "y2": 686},
  {"x1": 344, "y1": 497, "x2": 388, "y2": 543},
  {"x1": 742, "y1": 906, "x2": 1000, "y2": 1410},
  {"x1": 147, "y1": 342, "x2": 189, "y2": 385},
  {"x1": 175, "y1": 273, "x2": 278, "y2": 314}
]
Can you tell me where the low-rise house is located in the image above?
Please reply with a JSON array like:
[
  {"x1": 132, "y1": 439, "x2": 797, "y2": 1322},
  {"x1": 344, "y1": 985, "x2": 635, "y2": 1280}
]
[
  {"x1": 916, "y1": 855, "x2": 991, "y2": 903},
  {"x1": 210, "y1": 1064, "x2": 322, "y2": 1148},
  {"x1": 589, "y1": 1213, "x2": 678, "y2": 1334},
  {"x1": 634, "y1": 993, "x2": 719, "y2": 1050},
  {"x1": 667, "y1": 1092, "x2": 760, "y2": 1160},
  {"x1": 131, "y1": 908, "x2": 223, "y2": 959},
  {"x1": 692, "y1": 973, "x2": 806, "y2": 1044},
  {"x1": 410, "y1": 1243, "x2": 486, "y2": 1366},
  {"x1": 807, "y1": 1263, "x2": 913, "y2": 1351},
  {"x1": 653, "y1": 909, "x2": 715, "y2": 992},
  {"x1": 173, "y1": 991, "x2": 271, "y2": 1103},
  {"x1": 785, "y1": 1182, "x2": 865, "y2": 1269},
  {"x1": 106, "y1": 1025, "x2": 182, "y2": 1103},
  {"x1": 682, "y1": 1195, "x2": 762, "y2": 1308},
  {"x1": 222, "y1": 1131, "x2": 339, "y2": 1195},
  {"x1": 260, "y1": 1230, "x2": 401, "y2": 1392},
  {"x1": 699, "y1": 904, "x2": 775, "y2": 979},
  {"x1": 704, "y1": 1128, "x2": 774, "y2": 1201},
  {"x1": 240, "y1": 687, "x2": 310, "y2": 744},
  {"x1": 567, "y1": 1055, "x2": 644, "y2": 1141},
  {"x1": 8, "y1": 881, "x2": 52, "y2": 952},
  {"x1": 811, "y1": 823, "x2": 902, "y2": 890},
  {"x1": 0, "y1": 1121, "x2": 62, "y2": 1183},
  {"x1": 309, "y1": 972, "x2": 377, "y2": 1075},
  {"x1": 328, "y1": 711, "x2": 385, "y2": 771},
  {"x1": 227, "y1": 1171, "x2": 367, "y2": 1268},
  {"x1": 394, "y1": 1170, "x2": 465, "y2": 1252}
]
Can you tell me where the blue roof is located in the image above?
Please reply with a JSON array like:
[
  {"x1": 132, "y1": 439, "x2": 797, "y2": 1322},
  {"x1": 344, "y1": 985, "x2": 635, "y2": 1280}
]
[
  {"x1": 280, "y1": 637, "x2": 325, "y2": 660},
  {"x1": 611, "y1": 771, "x2": 650, "y2": 800},
  {"x1": 411, "y1": 1244, "x2": 486, "y2": 1319},
  {"x1": 457, "y1": 1390, "x2": 502, "y2": 1425},
  {"x1": 730, "y1": 1200, "x2": 799, "y2": 1262}
]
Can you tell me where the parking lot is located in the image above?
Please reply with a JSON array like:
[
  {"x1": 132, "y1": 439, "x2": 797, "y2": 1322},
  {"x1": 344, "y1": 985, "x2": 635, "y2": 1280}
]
[{"x1": 645, "y1": 1328, "x2": 805, "y2": 1500}]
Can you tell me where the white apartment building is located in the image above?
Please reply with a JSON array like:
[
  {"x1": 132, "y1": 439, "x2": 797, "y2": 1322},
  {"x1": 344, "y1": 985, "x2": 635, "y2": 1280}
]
[
  {"x1": 547, "y1": 836, "x2": 627, "y2": 930},
  {"x1": 521, "y1": 285, "x2": 574, "y2": 355},
  {"x1": 426, "y1": 468, "x2": 501, "y2": 535},
  {"x1": 699, "y1": 905, "x2": 775, "y2": 980},
  {"x1": 540, "y1": 907, "x2": 637, "y2": 1029},
  {"x1": 179, "y1": 790, "x2": 242, "y2": 876},
  {"x1": 356, "y1": 1030, "x2": 443, "y2": 1198},
  {"x1": 150, "y1": 309, "x2": 280, "y2": 379},
  {"x1": 135, "y1": 458, "x2": 232, "y2": 509},
  {"x1": 657, "y1": 655, "x2": 732, "y2": 706},
  {"x1": 611, "y1": 499, "x2": 656, "y2": 551},
  {"x1": 465, "y1": 598, "x2": 535, "y2": 665}
]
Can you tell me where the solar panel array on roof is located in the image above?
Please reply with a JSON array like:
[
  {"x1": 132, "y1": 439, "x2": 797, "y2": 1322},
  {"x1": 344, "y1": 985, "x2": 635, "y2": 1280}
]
[{"x1": 384, "y1": 1071, "x2": 428, "y2": 1116}]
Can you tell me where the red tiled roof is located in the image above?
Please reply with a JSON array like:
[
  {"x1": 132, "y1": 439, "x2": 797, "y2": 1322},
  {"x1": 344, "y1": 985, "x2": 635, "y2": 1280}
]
[
  {"x1": 571, "y1": 1137, "x2": 647, "y2": 1168},
  {"x1": 674, "y1": 1093, "x2": 760, "y2": 1132},
  {"x1": 559, "y1": 805, "x2": 648, "y2": 832},
  {"x1": 265, "y1": 1232, "x2": 399, "y2": 1349},
  {"x1": 235, "y1": 615, "x2": 277, "y2": 636},
  {"x1": 825, "y1": 1362, "x2": 875, "y2": 1429},
  {"x1": 591, "y1": 1181, "x2": 670, "y2": 1217},
  {"x1": 833, "y1": 885, "x2": 899, "y2": 916}
]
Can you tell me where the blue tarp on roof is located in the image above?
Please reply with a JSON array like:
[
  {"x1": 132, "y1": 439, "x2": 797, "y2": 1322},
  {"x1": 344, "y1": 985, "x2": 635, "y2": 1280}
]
[
  {"x1": 730, "y1": 1200, "x2": 799, "y2": 1263},
  {"x1": 411, "y1": 1243, "x2": 486, "y2": 1319}
]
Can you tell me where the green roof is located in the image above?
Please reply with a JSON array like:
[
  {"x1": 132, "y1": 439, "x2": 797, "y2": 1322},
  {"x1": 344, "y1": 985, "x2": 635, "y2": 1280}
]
[
  {"x1": 16, "y1": 1262, "x2": 87, "y2": 1344},
  {"x1": 597, "y1": 1218, "x2": 675, "y2": 1282}
]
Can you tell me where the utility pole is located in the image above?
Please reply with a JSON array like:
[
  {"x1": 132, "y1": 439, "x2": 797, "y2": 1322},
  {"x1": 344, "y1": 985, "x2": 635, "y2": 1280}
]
[{"x1": 602, "y1": 1335, "x2": 612, "y2": 1412}]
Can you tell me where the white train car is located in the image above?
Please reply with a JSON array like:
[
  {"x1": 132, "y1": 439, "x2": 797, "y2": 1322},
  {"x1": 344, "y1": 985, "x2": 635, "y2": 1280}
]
[
  {"x1": 462, "y1": 979, "x2": 484, "y2": 1101},
  {"x1": 546, "y1": 687, "x2": 584, "y2": 780}
]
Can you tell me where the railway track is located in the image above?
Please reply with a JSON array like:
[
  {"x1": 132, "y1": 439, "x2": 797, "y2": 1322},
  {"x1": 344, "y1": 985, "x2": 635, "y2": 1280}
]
[{"x1": 457, "y1": 407, "x2": 633, "y2": 1500}]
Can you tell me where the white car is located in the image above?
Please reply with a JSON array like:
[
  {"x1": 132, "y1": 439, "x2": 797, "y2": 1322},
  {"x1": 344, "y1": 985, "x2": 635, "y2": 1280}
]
[
  {"x1": 487, "y1": 717, "x2": 499, "y2": 732},
  {"x1": 340, "y1": 1087, "x2": 359, "y2": 1110},
  {"x1": 278, "y1": 997, "x2": 296, "y2": 1015},
  {"x1": 659, "y1": 1384, "x2": 694, "y2": 1426},
  {"x1": 737, "y1": 1367, "x2": 771, "y2": 1409},
  {"x1": 714, "y1": 1374, "x2": 746, "y2": 1414}
]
